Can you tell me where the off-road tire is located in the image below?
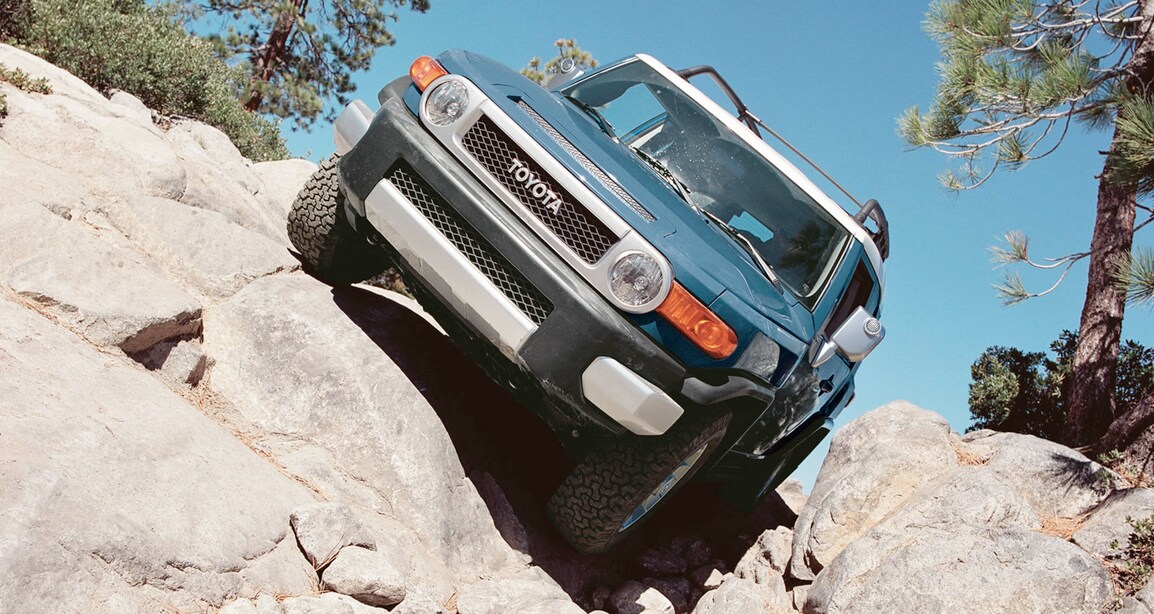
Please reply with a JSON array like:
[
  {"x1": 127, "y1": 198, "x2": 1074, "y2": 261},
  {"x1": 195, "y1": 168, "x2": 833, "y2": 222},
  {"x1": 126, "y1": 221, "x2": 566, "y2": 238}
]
[
  {"x1": 548, "y1": 410, "x2": 731, "y2": 554},
  {"x1": 288, "y1": 154, "x2": 388, "y2": 285}
]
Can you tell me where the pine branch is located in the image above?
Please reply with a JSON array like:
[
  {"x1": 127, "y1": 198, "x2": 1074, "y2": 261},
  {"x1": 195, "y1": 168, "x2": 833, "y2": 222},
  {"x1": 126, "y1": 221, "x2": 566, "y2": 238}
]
[
  {"x1": 906, "y1": 0, "x2": 1146, "y2": 190},
  {"x1": 989, "y1": 224, "x2": 1092, "y2": 305},
  {"x1": 1117, "y1": 247, "x2": 1154, "y2": 305},
  {"x1": 991, "y1": 230, "x2": 1031, "y2": 264},
  {"x1": 994, "y1": 271, "x2": 1033, "y2": 305},
  {"x1": 912, "y1": 96, "x2": 1113, "y2": 155},
  {"x1": 994, "y1": 254, "x2": 1082, "y2": 305},
  {"x1": 991, "y1": 228, "x2": 1088, "y2": 268}
]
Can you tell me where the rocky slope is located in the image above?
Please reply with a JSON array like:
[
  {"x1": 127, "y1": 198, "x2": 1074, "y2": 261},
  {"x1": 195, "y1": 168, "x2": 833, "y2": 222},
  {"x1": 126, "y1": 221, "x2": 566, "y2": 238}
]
[{"x1": 1, "y1": 44, "x2": 1151, "y2": 614}]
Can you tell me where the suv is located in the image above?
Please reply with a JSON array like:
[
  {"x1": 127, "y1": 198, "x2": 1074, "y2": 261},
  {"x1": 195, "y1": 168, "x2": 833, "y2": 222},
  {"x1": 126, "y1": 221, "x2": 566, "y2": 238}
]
[{"x1": 288, "y1": 50, "x2": 889, "y2": 554}]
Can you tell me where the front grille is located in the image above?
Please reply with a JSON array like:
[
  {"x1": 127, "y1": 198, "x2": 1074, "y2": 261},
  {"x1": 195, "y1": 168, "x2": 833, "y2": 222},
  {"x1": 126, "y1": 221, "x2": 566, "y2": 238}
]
[
  {"x1": 516, "y1": 101, "x2": 655, "y2": 222},
  {"x1": 461, "y1": 116, "x2": 616, "y2": 264},
  {"x1": 386, "y1": 162, "x2": 553, "y2": 325}
]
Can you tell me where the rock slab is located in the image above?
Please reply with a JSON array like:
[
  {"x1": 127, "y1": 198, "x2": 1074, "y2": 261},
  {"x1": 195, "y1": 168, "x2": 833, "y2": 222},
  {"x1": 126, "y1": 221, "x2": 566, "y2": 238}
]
[{"x1": 0, "y1": 296, "x2": 316, "y2": 612}]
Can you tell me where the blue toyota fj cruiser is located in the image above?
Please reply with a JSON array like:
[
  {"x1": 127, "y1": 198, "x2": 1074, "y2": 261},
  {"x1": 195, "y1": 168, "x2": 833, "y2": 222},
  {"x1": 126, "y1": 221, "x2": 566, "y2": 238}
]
[{"x1": 287, "y1": 50, "x2": 889, "y2": 554}]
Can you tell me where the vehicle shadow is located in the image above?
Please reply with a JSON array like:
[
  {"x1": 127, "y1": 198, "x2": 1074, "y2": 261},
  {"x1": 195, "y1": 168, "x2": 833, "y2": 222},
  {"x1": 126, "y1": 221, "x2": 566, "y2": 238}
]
[{"x1": 331, "y1": 283, "x2": 798, "y2": 610}]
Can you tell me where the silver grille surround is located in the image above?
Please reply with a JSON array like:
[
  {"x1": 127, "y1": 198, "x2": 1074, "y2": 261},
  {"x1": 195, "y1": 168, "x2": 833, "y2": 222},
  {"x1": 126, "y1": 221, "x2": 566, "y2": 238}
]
[{"x1": 418, "y1": 75, "x2": 674, "y2": 315}]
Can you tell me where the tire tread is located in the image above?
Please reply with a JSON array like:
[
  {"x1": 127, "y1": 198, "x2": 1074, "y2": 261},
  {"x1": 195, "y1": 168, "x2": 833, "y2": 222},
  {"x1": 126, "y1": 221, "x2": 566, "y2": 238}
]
[
  {"x1": 548, "y1": 411, "x2": 730, "y2": 554},
  {"x1": 287, "y1": 154, "x2": 387, "y2": 285}
]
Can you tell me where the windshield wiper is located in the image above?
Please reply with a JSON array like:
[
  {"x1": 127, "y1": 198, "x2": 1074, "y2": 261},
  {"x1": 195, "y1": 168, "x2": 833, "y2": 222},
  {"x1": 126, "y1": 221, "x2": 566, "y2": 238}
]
[
  {"x1": 700, "y1": 209, "x2": 784, "y2": 292},
  {"x1": 564, "y1": 95, "x2": 618, "y2": 142},
  {"x1": 630, "y1": 146, "x2": 693, "y2": 203}
]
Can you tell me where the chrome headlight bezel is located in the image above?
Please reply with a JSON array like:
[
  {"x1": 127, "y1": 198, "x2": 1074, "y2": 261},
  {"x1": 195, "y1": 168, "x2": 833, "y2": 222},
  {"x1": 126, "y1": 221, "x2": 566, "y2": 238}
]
[
  {"x1": 424, "y1": 79, "x2": 469, "y2": 127},
  {"x1": 609, "y1": 251, "x2": 669, "y2": 311}
]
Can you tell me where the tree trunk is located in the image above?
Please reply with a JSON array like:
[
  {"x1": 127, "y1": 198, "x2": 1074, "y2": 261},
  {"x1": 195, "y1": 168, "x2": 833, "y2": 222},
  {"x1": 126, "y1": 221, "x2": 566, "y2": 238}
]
[
  {"x1": 244, "y1": 0, "x2": 306, "y2": 113},
  {"x1": 1065, "y1": 164, "x2": 1136, "y2": 445},
  {"x1": 1100, "y1": 390, "x2": 1154, "y2": 480},
  {"x1": 1065, "y1": 0, "x2": 1154, "y2": 446}
]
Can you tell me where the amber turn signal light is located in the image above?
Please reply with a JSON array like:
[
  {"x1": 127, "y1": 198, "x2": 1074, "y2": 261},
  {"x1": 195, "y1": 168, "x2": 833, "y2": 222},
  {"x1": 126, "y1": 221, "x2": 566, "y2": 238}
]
[
  {"x1": 656, "y1": 282, "x2": 738, "y2": 360},
  {"x1": 410, "y1": 56, "x2": 448, "y2": 91}
]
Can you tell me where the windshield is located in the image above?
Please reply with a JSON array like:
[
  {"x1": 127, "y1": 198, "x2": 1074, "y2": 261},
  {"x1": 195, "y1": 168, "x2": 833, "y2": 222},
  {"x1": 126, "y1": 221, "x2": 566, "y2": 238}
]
[{"x1": 563, "y1": 59, "x2": 850, "y2": 306}]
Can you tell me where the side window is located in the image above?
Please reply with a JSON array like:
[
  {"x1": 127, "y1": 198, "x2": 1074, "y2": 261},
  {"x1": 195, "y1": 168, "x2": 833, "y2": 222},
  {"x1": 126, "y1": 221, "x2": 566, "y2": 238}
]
[{"x1": 823, "y1": 260, "x2": 876, "y2": 336}]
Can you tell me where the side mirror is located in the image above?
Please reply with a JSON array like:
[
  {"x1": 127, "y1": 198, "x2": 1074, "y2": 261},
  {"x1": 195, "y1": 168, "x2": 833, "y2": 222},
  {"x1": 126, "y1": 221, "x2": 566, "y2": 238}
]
[{"x1": 810, "y1": 307, "x2": 885, "y2": 367}]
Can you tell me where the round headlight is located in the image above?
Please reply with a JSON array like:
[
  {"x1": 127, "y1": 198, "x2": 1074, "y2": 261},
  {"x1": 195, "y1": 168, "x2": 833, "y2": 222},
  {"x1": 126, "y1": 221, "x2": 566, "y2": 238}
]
[
  {"x1": 425, "y1": 80, "x2": 469, "y2": 126},
  {"x1": 610, "y1": 252, "x2": 664, "y2": 308}
]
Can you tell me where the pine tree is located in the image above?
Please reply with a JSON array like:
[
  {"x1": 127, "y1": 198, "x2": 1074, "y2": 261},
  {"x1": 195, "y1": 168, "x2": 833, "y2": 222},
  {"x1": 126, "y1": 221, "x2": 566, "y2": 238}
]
[
  {"x1": 900, "y1": 0, "x2": 1154, "y2": 446},
  {"x1": 184, "y1": 0, "x2": 429, "y2": 130},
  {"x1": 521, "y1": 39, "x2": 597, "y2": 86}
]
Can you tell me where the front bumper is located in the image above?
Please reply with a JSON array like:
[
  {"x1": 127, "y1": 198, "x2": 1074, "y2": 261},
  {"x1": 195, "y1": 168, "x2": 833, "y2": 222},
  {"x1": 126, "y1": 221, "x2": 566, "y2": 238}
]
[{"x1": 338, "y1": 93, "x2": 690, "y2": 437}]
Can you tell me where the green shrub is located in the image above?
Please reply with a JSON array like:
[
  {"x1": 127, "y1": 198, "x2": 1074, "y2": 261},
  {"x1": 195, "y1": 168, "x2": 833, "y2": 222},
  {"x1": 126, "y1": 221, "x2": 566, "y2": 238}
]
[
  {"x1": 0, "y1": 0, "x2": 286, "y2": 160},
  {"x1": 1111, "y1": 513, "x2": 1154, "y2": 596},
  {"x1": 968, "y1": 331, "x2": 1154, "y2": 441},
  {"x1": 0, "y1": 63, "x2": 51, "y2": 93},
  {"x1": 0, "y1": 61, "x2": 51, "y2": 120},
  {"x1": 0, "y1": 0, "x2": 32, "y2": 41}
]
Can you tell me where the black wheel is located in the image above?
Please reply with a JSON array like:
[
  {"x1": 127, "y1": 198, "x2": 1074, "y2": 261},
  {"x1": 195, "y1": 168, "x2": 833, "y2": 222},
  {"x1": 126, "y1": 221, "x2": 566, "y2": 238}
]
[
  {"x1": 548, "y1": 410, "x2": 731, "y2": 554},
  {"x1": 287, "y1": 154, "x2": 388, "y2": 285}
]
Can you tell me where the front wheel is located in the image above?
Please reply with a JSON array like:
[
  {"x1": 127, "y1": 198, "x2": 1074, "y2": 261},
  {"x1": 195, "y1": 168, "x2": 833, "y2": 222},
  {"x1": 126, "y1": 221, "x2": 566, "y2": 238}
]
[
  {"x1": 548, "y1": 410, "x2": 730, "y2": 554},
  {"x1": 287, "y1": 154, "x2": 388, "y2": 285}
]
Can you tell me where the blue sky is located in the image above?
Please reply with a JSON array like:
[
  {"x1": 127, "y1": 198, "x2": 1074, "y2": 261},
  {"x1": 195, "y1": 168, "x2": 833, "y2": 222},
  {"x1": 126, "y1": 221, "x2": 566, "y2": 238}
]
[{"x1": 283, "y1": 0, "x2": 1154, "y2": 486}]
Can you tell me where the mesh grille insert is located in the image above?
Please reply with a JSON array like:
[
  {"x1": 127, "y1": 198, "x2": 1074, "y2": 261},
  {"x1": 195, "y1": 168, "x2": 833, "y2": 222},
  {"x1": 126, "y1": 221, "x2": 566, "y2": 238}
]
[
  {"x1": 386, "y1": 162, "x2": 553, "y2": 325},
  {"x1": 461, "y1": 116, "x2": 616, "y2": 264}
]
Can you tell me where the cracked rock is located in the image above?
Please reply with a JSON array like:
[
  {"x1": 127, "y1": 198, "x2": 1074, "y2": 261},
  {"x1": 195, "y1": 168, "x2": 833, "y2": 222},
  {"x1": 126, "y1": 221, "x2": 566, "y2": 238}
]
[
  {"x1": 0, "y1": 295, "x2": 315, "y2": 612},
  {"x1": 0, "y1": 202, "x2": 202, "y2": 353},
  {"x1": 103, "y1": 195, "x2": 299, "y2": 300},
  {"x1": 321, "y1": 545, "x2": 408, "y2": 608},
  {"x1": 290, "y1": 503, "x2": 376, "y2": 569}
]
